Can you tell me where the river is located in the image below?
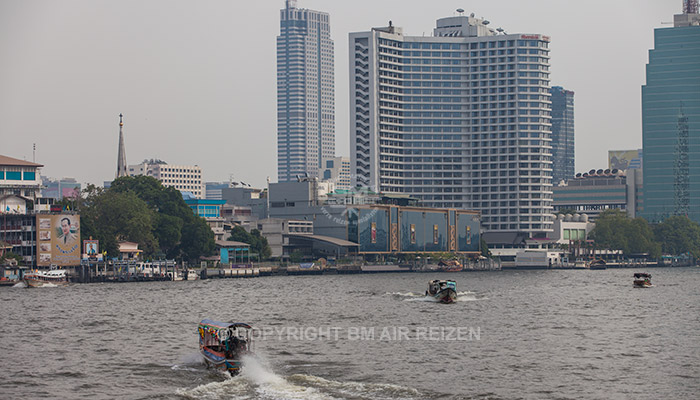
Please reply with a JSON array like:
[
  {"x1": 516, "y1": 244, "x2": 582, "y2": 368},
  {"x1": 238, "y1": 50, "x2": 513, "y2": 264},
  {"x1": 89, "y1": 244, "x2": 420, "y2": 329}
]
[{"x1": 1, "y1": 267, "x2": 698, "y2": 399}]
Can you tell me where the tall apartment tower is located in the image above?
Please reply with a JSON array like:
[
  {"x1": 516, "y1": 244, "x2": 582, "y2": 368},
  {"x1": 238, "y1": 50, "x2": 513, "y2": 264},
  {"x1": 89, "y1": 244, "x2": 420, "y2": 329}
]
[
  {"x1": 277, "y1": 0, "x2": 335, "y2": 182},
  {"x1": 350, "y1": 15, "x2": 553, "y2": 237},
  {"x1": 550, "y1": 86, "x2": 575, "y2": 185},
  {"x1": 641, "y1": 2, "x2": 700, "y2": 224}
]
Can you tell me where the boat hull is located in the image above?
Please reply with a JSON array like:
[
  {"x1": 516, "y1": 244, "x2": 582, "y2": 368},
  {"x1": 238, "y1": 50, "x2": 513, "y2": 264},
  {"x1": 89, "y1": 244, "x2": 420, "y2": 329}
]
[
  {"x1": 200, "y1": 347, "x2": 243, "y2": 375},
  {"x1": 24, "y1": 277, "x2": 68, "y2": 288},
  {"x1": 433, "y1": 288, "x2": 457, "y2": 304}
]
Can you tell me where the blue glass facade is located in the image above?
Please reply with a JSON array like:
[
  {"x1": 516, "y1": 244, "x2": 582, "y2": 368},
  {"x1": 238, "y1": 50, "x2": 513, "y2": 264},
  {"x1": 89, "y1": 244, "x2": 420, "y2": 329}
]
[
  {"x1": 550, "y1": 86, "x2": 575, "y2": 185},
  {"x1": 641, "y1": 24, "x2": 700, "y2": 223},
  {"x1": 185, "y1": 199, "x2": 225, "y2": 219}
]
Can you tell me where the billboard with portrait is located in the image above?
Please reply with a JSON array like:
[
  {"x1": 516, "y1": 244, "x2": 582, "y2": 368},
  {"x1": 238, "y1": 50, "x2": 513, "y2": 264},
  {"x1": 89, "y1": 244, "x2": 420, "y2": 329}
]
[{"x1": 36, "y1": 214, "x2": 81, "y2": 266}]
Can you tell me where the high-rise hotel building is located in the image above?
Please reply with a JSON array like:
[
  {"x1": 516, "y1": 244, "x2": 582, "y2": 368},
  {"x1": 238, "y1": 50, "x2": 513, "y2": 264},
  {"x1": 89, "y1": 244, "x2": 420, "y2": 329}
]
[
  {"x1": 550, "y1": 86, "x2": 575, "y2": 186},
  {"x1": 641, "y1": 3, "x2": 700, "y2": 224},
  {"x1": 350, "y1": 15, "x2": 553, "y2": 236},
  {"x1": 277, "y1": 0, "x2": 335, "y2": 182}
]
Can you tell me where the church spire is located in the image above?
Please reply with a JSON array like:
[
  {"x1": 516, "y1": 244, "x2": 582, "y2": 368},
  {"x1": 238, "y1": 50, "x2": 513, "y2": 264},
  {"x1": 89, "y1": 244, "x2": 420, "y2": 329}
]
[{"x1": 116, "y1": 113, "x2": 128, "y2": 178}]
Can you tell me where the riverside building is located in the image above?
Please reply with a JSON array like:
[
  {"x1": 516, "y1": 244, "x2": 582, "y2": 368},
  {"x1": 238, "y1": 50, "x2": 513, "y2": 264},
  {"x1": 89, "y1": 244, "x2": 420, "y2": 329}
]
[
  {"x1": 350, "y1": 14, "x2": 554, "y2": 240},
  {"x1": 277, "y1": 0, "x2": 335, "y2": 182}
]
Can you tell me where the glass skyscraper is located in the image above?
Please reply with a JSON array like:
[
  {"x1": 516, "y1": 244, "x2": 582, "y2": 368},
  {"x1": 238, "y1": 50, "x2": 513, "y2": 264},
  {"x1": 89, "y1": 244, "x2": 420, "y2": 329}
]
[
  {"x1": 550, "y1": 86, "x2": 575, "y2": 185},
  {"x1": 277, "y1": 0, "x2": 335, "y2": 182},
  {"x1": 350, "y1": 15, "x2": 553, "y2": 236},
  {"x1": 641, "y1": 9, "x2": 700, "y2": 223}
]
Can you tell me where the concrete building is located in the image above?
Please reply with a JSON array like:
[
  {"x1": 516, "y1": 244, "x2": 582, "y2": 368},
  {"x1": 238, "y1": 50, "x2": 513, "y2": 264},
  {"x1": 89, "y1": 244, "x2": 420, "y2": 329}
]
[
  {"x1": 0, "y1": 154, "x2": 43, "y2": 202},
  {"x1": 41, "y1": 177, "x2": 81, "y2": 200},
  {"x1": 550, "y1": 86, "x2": 575, "y2": 186},
  {"x1": 349, "y1": 15, "x2": 553, "y2": 241},
  {"x1": 266, "y1": 180, "x2": 481, "y2": 257},
  {"x1": 277, "y1": 0, "x2": 335, "y2": 182},
  {"x1": 220, "y1": 204, "x2": 258, "y2": 231},
  {"x1": 220, "y1": 187, "x2": 268, "y2": 220},
  {"x1": 257, "y1": 218, "x2": 314, "y2": 258},
  {"x1": 552, "y1": 168, "x2": 642, "y2": 220},
  {"x1": 185, "y1": 197, "x2": 226, "y2": 241},
  {"x1": 128, "y1": 159, "x2": 203, "y2": 199},
  {"x1": 641, "y1": 4, "x2": 700, "y2": 223},
  {"x1": 0, "y1": 212, "x2": 38, "y2": 265},
  {"x1": 204, "y1": 182, "x2": 230, "y2": 200},
  {"x1": 320, "y1": 156, "x2": 351, "y2": 190}
]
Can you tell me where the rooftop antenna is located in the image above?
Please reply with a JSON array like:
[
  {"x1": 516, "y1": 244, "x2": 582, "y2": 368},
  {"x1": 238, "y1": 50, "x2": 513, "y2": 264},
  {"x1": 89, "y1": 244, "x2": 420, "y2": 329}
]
[
  {"x1": 456, "y1": 8, "x2": 465, "y2": 16},
  {"x1": 33, "y1": 143, "x2": 36, "y2": 163}
]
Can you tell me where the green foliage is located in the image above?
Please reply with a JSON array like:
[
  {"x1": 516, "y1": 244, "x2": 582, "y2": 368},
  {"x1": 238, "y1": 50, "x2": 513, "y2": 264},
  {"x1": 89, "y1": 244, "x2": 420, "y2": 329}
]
[
  {"x1": 79, "y1": 176, "x2": 216, "y2": 261},
  {"x1": 589, "y1": 210, "x2": 660, "y2": 258},
  {"x1": 228, "y1": 226, "x2": 271, "y2": 261},
  {"x1": 653, "y1": 215, "x2": 700, "y2": 258},
  {"x1": 480, "y1": 237, "x2": 491, "y2": 258},
  {"x1": 80, "y1": 190, "x2": 158, "y2": 257},
  {"x1": 289, "y1": 249, "x2": 304, "y2": 263},
  {"x1": 0, "y1": 251, "x2": 22, "y2": 265}
]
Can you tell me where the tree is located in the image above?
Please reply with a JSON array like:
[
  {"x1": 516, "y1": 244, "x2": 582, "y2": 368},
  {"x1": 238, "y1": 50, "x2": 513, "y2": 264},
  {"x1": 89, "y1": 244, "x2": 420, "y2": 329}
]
[
  {"x1": 480, "y1": 237, "x2": 491, "y2": 258},
  {"x1": 653, "y1": 215, "x2": 700, "y2": 258},
  {"x1": 589, "y1": 210, "x2": 660, "y2": 258},
  {"x1": 0, "y1": 251, "x2": 22, "y2": 266},
  {"x1": 108, "y1": 175, "x2": 216, "y2": 261},
  {"x1": 228, "y1": 226, "x2": 271, "y2": 261},
  {"x1": 81, "y1": 190, "x2": 158, "y2": 258}
]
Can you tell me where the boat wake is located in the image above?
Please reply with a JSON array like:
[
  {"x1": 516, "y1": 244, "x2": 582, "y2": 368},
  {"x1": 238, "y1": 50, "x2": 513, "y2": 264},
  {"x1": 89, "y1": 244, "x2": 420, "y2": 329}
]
[
  {"x1": 177, "y1": 355, "x2": 421, "y2": 399},
  {"x1": 386, "y1": 291, "x2": 483, "y2": 302},
  {"x1": 12, "y1": 281, "x2": 27, "y2": 288}
]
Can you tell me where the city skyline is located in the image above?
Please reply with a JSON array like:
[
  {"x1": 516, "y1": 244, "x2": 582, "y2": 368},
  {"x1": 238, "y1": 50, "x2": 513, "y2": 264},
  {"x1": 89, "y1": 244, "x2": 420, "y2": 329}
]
[{"x1": 0, "y1": 0, "x2": 677, "y2": 188}]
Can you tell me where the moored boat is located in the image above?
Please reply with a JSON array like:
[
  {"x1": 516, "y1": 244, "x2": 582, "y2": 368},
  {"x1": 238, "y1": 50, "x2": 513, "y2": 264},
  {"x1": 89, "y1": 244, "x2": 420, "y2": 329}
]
[
  {"x1": 437, "y1": 260, "x2": 463, "y2": 272},
  {"x1": 23, "y1": 269, "x2": 68, "y2": 287},
  {"x1": 589, "y1": 259, "x2": 607, "y2": 270},
  {"x1": 198, "y1": 319, "x2": 253, "y2": 375},
  {"x1": 633, "y1": 273, "x2": 652, "y2": 288},
  {"x1": 426, "y1": 279, "x2": 457, "y2": 303}
]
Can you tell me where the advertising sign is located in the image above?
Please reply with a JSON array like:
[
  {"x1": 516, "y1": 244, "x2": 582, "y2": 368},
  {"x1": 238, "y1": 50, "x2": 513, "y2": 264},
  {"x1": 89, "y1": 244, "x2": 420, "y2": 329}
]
[
  {"x1": 608, "y1": 150, "x2": 641, "y2": 170},
  {"x1": 36, "y1": 214, "x2": 81, "y2": 266}
]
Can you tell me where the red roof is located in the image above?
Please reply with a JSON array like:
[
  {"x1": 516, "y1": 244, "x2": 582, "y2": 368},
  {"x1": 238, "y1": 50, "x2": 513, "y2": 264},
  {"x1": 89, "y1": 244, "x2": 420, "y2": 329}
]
[{"x1": 0, "y1": 154, "x2": 43, "y2": 167}]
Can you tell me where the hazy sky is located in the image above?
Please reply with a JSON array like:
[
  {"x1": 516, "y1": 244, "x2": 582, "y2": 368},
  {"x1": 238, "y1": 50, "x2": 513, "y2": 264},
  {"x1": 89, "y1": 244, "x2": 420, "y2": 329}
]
[{"x1": 0, "y1": 0, "x2": 680, "y2": 188}]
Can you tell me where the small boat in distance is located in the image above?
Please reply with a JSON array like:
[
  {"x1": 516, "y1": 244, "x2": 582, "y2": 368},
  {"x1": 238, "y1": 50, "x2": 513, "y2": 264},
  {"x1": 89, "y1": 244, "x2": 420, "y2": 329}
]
[
  {"x1": 633, "y1": 273, "x2": 653, "y2": 288},
  {"x1": 23, "y1": 268, "x2": 68, "y2": 288},
  {"x1": 426, "y1": 280, "x2": 458, "y2": 303},
  {"x1": 589, "y1": 259, "x2": 607, "y2": 270},
  {"x1": 198, "y1": 319, "x2": 253, "y2": 375}
]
